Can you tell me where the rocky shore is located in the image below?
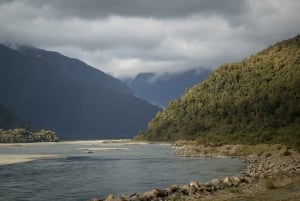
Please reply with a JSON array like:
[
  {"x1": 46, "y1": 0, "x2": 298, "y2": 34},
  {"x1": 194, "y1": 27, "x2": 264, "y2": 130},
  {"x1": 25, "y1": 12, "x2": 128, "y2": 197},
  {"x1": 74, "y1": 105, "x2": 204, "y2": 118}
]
[{"x1": 90, "y1": 144, "x2": 300, "y2": 201}]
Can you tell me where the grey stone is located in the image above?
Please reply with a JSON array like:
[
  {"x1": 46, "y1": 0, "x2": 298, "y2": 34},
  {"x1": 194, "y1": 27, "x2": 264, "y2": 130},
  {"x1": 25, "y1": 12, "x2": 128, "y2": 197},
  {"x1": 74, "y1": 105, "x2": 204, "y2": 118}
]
[{"x1": 188, "y1": 185, "x2": 197, "y2": 195}]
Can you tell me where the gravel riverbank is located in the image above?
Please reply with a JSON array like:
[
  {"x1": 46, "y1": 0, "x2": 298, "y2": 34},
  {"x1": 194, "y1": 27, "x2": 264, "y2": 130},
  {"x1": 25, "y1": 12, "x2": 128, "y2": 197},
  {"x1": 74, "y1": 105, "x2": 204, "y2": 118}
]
[{"x1": 0, "y1": 154, "x2": 61, "y2": 165}]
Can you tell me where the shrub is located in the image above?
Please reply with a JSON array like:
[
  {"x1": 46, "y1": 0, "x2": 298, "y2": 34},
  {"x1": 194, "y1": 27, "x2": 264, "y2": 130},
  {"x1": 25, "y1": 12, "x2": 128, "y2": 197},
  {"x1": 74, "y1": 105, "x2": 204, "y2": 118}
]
[
  {"x1": 283, "y1": 150, "x2": 291, "y2": 156},
  {"x1": 265, "y1": 153, "x2": 272, "y2": 157}
]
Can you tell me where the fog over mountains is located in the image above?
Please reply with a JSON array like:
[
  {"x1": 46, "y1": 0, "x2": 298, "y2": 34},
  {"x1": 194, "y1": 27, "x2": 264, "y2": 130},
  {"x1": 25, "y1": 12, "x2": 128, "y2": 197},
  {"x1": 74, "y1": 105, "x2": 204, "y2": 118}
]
[{"x1": 126, "y1": 69, "x2": 211, "y2": 107}]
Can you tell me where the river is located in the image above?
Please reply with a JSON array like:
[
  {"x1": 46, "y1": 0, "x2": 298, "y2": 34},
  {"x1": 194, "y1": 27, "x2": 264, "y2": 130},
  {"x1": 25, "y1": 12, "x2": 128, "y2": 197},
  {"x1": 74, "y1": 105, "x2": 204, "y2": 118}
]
[{"x1": 0, "y1": 141, "x2": 246, "y2": 201}]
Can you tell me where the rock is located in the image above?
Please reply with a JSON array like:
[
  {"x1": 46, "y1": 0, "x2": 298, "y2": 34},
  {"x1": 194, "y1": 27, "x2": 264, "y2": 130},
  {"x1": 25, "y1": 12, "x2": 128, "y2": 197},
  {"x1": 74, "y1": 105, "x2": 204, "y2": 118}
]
[
  {"x1": 259, "y1": 173, "x2": 265, "y2": 179},
  {"x1": 169, "y1": 192, "x2": 181, "y2": 200},
  {"x1": 90, "y1": 198, "x2": 103, "y2": 201},
  {"x1": 198, "y1": 185, "x2": 207, "y2": 193},
  {"x1": 241, "y1": 176, "x2": 252, "y2": 184},
  {"x1": 128, "y1": 195, "x2": 139, "y2": 201},
  {"x1": 223, "y1": 177, "x2": 232, "y2": 187},
  {"x1": 129, "y1": 193, "x2": 137, "y2": 197},
  {"x1": 156, "y1": 189, "x2": 166, "y2": 197},
  {"x1": 115, "y1": 196, "x2": 127, "y2": 201},
  {"x1": 204, "y1": 182, "x2": 213, "y2": 187},
  {"x1": 142, "y1": 189, "x2": 159, "y2": 200},
  {"x1": 189, "y1": 180, "x2": 200, "y2": 188},
  {"x1": 169, "y1": 185, "x2": 180, "y2": 192},
  {"x1": 211, "y1": 178, "x2": 224, "y2": 190},
  {"x1": 162, "y1": 188, "x2": 173, "y2": 196},
  {"x1": 210, "y1": 178, "x2": 221, "y2": 185},
  {"x1": 231, "y1": 176, "x2": 241, "y2": 186},
  {"x1": 106, "y1": 194, "x2": 114, "y2": 201},
  {"x1": 180, "y1": 185, "x2": 189, "y2": 195},
  {"x1": 188, "y1": 185, "x2": 197, "y2": 195},
  {"x1": 205, "y1": 186, "x2": 215, "y2": 193},
  {"x1": 268, "y1": 162, "x2": 275, "y2": 169}
]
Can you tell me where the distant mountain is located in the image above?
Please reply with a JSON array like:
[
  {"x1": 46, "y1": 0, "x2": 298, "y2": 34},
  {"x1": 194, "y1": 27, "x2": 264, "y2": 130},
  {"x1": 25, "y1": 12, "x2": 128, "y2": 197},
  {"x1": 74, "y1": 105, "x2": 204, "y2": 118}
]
[
  {"x1": 126, "y1": 69, "x2": 211, "y2": 107},
  {"x1": 136, "y1": 35, "x2": 300, "y2": 149},
  {"x1": 0, "y1": 103, "x2": 27, "y2": 130},
  {"x1": 0, "y1": 44, "x2": 160, "y2": 139}
]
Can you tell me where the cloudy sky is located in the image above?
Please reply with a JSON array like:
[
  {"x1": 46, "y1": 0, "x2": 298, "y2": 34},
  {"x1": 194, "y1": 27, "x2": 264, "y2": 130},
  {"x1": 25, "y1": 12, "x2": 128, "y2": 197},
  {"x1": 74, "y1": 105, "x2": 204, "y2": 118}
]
[{"x1": 0, "y1": 0, "x2": 299, "y2": 78}]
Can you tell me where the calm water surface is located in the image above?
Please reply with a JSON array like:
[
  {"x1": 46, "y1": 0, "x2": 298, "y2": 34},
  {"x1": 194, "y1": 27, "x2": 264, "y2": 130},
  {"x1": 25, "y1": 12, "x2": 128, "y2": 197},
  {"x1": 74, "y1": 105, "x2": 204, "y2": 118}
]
[{"x1": 0, "y1": 141, "x2": 246, "y2": 201}]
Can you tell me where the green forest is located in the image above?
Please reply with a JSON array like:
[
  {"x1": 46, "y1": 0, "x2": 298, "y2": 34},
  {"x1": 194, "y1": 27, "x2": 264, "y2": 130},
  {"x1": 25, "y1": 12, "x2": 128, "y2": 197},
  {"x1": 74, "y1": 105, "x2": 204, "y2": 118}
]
[
  {"x1": 0, "y1": 128, "x2": 59, "y2": 143},
  {"x1": 135, "y1": 35, "x2": 300, "y2": 150}
]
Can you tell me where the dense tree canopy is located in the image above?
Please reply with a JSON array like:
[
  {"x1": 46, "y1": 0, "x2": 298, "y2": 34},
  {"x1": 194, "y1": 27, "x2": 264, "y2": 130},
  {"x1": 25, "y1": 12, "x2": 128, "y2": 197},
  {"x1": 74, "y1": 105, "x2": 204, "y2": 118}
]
[
  {"x1": 0, "y1": 128, "x2": 59, "y2": 143},
  {"x1": 136, "y1": 35, "x2": 300, "y2": 150}
]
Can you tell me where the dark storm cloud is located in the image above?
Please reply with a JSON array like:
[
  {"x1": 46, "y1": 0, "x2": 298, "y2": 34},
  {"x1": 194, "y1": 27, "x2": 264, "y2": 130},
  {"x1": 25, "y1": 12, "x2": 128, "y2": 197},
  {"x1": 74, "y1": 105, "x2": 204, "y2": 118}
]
[
  {"x1": 0, "y1": 0, "x2": 299, "y2": 78},
  {"x1": 28, "y1": 0, "x2": 248, "y2": 20}
]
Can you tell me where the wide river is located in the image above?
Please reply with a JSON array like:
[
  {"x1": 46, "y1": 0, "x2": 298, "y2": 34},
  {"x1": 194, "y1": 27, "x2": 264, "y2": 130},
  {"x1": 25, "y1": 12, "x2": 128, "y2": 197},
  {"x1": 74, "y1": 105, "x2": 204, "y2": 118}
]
[{"x1": 0, "y1": 141, "x2": 246, "y2": 201}]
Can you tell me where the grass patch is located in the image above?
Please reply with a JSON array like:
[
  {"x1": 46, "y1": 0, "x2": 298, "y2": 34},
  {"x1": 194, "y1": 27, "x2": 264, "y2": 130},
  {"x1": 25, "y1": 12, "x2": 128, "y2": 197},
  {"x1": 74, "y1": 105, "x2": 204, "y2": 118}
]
[
  {"x1": 229, "y1": 188, "x2": 241, "y2": 193},
  {"x1": 234, "y1": 144, "x2": 282, "y2": 156}
]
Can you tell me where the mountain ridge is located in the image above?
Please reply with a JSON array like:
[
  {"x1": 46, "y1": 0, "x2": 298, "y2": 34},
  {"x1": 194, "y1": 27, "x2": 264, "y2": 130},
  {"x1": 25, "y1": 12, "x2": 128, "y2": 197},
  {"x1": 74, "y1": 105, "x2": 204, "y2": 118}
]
[
  {"x1": 17, "y1": 45, "x2": 133, "y2": 95},
  {"x1": 0, "y1": 44, "x2": 160, "y2": 139}
]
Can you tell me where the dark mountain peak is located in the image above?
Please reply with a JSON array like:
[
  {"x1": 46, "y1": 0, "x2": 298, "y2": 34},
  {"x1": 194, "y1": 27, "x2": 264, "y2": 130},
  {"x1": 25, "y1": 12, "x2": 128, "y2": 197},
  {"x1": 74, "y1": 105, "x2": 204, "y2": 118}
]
[{"x1": 0, "y1": 44, "x2": 159, "y2": 139}]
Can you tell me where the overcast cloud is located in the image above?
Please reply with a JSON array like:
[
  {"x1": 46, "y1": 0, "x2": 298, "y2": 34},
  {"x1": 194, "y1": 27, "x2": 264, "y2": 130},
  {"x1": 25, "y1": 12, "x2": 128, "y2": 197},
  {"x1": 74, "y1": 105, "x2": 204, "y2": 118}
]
[{"x1": 0, "y1": 0, "x2": 299, "y2": 78}]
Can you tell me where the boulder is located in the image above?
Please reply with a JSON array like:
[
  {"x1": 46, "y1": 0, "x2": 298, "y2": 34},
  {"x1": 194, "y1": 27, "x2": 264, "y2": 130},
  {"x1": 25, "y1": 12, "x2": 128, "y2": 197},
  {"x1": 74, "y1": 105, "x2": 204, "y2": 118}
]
[
  {"x1": 169, "y1": 185, "x2": 180, "y2": 192},
  {"x1": 189, "y1": 180, "x2": 200, "y2": 188},
  {"x1": 211, "y1": 178, "x2": 224, "y2": 190},
  {"x1": 241, "y1": 176, "x2": 252, "y2": 184},
  {"x1": 180, "y1": 185, "x2": 189, "y2": 195},
  {"x1": 90, "y1": 198, "x2": 103, "y2": 201},
  {"x1": 162, "y1": 188, "x2": 173, "y2": 196},
  {"x1": 231, "y1": 176, "x2": 241, "y2": 186},
  {"x1": 142, "y1": 189, "x2": 159, "y2": 200},
  {"x1": 188, "y1": 185, "x2": 197, "y2": 195},
  {"x1": 106, "y1": 194, "x2": 114, "y2": 201},
  {"x1": 169, "y1": 192, "x2": 181, "y2": 200},
  {"x1": 223, "y1": 177, "x2": 232, "y2": 187}
]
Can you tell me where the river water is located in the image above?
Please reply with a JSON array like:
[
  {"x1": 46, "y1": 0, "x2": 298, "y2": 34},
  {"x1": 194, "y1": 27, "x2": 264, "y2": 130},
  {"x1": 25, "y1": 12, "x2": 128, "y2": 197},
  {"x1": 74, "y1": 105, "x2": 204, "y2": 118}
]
[{"x1": 0, "y1": 141, "x2": 246, "y2": 201}]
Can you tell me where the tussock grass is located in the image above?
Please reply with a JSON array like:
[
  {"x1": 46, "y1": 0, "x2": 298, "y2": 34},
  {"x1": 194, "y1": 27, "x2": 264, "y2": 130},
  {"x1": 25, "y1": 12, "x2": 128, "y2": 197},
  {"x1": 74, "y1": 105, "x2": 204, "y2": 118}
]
[{"x1": 234, "y1": 144, "x2": 283, "y2": 156}]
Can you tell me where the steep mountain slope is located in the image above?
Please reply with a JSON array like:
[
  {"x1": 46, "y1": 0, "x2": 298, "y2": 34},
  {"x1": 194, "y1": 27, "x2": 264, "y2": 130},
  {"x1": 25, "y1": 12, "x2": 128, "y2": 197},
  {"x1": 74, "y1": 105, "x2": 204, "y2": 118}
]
[
  {"x1": 126, "y1": 69, "x2": 211, "y2": 107},
  {"x1": 0, "y1": 103, "x2": 27, "y2": 130},
  {"x1": 20, "y1": 46, "x2": 132, "y2": 95},
  {"x1": 136, "y1": 35, "x2": 300, "y2": 148},
  {"x1": 0, "y1": 45, "x2": 160, "y2": 139}
]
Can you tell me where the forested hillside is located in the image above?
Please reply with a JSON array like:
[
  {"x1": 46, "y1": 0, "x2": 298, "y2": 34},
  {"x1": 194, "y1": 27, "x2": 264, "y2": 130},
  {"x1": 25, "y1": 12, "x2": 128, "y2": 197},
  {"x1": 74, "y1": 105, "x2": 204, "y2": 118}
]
[{"x1": 136, "y1": 35, "x2": 300, "y2": 149}]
